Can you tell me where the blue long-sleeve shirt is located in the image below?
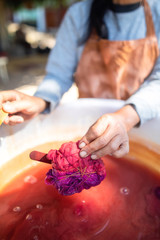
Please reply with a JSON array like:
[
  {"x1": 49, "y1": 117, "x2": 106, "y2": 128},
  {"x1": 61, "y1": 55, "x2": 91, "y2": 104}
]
[{"x1": 35, "y1": 0, "x2": 160, "y2": 125}]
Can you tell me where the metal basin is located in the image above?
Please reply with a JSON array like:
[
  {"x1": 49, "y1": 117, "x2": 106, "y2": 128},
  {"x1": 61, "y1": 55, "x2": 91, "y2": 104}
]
[{"x1": 0, "y1": 99, "x2": 160, "y2": 189}]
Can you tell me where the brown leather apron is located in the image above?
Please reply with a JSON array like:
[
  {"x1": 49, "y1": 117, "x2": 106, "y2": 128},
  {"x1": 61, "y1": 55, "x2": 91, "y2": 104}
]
[{"x1": 75, "y1": 0, "x2": 159, "y2": 100}]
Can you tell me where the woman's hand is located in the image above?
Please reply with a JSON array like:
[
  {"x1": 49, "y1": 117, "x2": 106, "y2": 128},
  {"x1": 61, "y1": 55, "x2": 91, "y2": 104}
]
[
  {"x1": 0, "y1": 90, "x2": 48, "y2": 125},
  {"x1": 79, "y1": 105, "x2": 140, "y2": 159}
]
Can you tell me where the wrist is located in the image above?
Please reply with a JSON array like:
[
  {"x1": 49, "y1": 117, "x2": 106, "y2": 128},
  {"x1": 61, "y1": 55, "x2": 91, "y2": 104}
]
[
  {"x1": 34, "y1": 97, "x2": 49, "y2": 113},
  {"x1": 114, "y1": 105, "x2": 140, "y2": 131}
]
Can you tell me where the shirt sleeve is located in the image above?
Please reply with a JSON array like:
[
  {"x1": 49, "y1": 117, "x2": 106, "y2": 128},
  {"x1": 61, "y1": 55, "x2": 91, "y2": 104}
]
[
  {"x1": 125, "y1": 56, "x2": 160, "y2": 126},
  {"x1": 34, "y1": 6, "x2": 79, "y2": 112}
]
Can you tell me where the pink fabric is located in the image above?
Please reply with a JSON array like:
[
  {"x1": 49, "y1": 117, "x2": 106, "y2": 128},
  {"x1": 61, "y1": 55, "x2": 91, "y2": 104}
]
[{"x1": 45, "y1": 141, "x2": 106, "y2": 196}]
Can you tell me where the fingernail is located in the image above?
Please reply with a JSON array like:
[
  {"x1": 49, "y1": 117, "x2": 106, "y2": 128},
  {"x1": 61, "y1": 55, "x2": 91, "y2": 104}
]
[
  {"x1": 91, "y1": 154, "x2": 98, "y2": 160},
  {"x1": 17, "y1": 118, "x2": 23, "y2": 123},
  {"x1": 79, "y1": 142, "x2": 86, "y2": 149},
  {"x1": 3, "y1": 104, "x2": 12, "y2": 112},
  {"x1": 80, "y1": 151, "x2": 87, "y2": 158}
]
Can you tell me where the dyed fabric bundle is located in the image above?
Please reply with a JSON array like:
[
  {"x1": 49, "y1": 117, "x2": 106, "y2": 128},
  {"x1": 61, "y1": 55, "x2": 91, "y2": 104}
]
[{"x1": 45, "y1": 141, "x2": 106, "y2": 196}]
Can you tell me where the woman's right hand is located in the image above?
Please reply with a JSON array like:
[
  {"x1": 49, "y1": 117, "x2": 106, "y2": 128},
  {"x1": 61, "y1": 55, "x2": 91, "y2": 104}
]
[
  {"x1": 0, "y1": 90, "x2": 48, "y2": 125},
  {"x1": 79, "y1": 105, "x2": 140, "y2": 159}
]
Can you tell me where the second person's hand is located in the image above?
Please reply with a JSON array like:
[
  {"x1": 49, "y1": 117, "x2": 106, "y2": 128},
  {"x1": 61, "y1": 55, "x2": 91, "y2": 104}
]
[
  {"x1": 78, "y1": 105, "x2": 140, "y2": 159},
  {"x1": 0, "y1": 90, "x2": 48, "y2": 125}
]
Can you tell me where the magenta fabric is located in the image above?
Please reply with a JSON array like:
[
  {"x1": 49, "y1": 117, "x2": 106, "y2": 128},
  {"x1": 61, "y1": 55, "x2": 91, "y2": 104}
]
[{"x1": 45, "y1": 141, "x2": 106, "y2": 196}]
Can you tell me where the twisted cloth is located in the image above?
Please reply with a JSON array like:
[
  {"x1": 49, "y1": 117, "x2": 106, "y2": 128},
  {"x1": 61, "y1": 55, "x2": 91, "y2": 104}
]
[{"x1": 45, "y1": 141, "x2": 106, "y2": 196}]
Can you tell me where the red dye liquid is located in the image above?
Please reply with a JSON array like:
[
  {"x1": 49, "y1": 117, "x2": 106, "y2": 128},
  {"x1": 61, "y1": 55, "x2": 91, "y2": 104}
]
[{"x1": 0, "y1": 156, "x2": 160, "y2": 240}]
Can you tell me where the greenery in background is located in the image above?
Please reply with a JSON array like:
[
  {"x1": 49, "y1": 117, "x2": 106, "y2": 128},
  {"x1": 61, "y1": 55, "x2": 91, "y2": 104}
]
[
  {"x1": 0, "y1": 0, "x2": 81, "y2": 50},
  {"x1": 4, "y1": 0, "x2": 80, "y2": 10}
]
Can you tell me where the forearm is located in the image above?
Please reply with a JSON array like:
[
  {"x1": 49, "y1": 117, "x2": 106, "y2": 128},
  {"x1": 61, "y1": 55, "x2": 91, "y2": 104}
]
[
  {"x1": 125, "y1": 56, "x2": 160, "y2": 126},
  {"x1": 34, "y1": 78, "x2": 61, "y2": 113},
  {"x1": 125, "y1": 80, "x2": 160, "y2": 125},
  {"x1": 34, "y1": 74, "x2": 73, "y2": 113},
  {"x1": 34, "y1": 6, "x2": 79, "y2": 113}
]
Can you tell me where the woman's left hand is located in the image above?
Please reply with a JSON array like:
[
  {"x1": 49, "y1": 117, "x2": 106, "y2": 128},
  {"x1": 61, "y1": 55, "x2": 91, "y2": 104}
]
[{"x1": 79, "y1": 105, "x2": 140, "y2": 159}]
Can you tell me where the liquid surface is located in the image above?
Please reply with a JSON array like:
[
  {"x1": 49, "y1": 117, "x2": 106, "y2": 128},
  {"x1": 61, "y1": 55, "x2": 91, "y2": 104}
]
[{"x1": 0, "y1": 147, "x2": 160, "y2": 240}]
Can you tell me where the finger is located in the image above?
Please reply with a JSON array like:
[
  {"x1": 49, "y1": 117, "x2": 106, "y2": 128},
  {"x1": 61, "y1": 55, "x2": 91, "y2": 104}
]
[
  {"x1": 6, "y1": 115, "x2": 24, "y2": 125},
  {"x1": 79, "y1": 117, "x2": 110, "y2": 148},
  {"x1": 112, "y1": 141, "x2": 129, "y2": 158},
  {"x1": 16, "y1": 112, "x2": 37, "y2": 121},
  {"x1": 0, "y1": 91, "x2": 20, "y2": 106},
  {"x1": 80, "y1": 126, "x2": 117, "y2": 158},
  {"x1": 3, "y1": 100, "x2": 30, "y2": 114},
  {"x1": 90, "y1": 135, "x2": 124, "y2": 159},
  {"x1": 3, "y1": 116, "x2": 10, "y2": 124}
]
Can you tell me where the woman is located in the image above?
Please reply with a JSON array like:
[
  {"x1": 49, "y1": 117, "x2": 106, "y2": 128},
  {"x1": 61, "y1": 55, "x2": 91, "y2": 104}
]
[{"x1": 1, "y1": 0, "x2": 160, "y2": 159}]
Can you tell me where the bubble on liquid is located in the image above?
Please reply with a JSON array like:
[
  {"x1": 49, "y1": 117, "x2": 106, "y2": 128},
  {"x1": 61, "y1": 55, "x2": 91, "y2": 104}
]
[
  {"x1": 36, "y1": 204, "x2": 43, "y2": 210},
  {"x1": 24, "y1": 175, "x2": 37, "y2": 184},
  {"x1": 120, "y1": 187, "x2": 130, "y2": 195},
  {"x1": 26, "y1": 214, "x2": 32, "y2": 220},
  {"x1": 13, "y1": 206, "x2": 21, "y2": 213}
]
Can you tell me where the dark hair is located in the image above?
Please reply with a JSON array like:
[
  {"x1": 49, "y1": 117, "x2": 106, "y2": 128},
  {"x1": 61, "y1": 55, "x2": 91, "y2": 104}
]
[
  {"x1": 79, "y1": 0, "x2": 112, "y2": 45},
  {"x1": 89, "y1": 0, "x2": 112, "y2": 39}
]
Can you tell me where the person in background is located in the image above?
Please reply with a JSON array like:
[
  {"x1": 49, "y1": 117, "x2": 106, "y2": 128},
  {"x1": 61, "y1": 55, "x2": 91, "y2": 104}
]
[{"x1": 0, "y1": 0, "x2": 160, "y2": 160}]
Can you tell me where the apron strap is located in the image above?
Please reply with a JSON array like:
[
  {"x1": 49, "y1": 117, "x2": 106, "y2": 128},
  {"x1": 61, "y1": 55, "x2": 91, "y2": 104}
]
[{"x1": 143, "y1": 0, "x2": 156, "y2": 37}]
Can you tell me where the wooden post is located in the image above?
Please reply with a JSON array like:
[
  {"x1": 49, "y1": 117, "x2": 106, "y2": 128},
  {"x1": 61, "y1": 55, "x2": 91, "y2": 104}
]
[{"x1": 0, "y1": 1, "x2": 9, "y2": 52}]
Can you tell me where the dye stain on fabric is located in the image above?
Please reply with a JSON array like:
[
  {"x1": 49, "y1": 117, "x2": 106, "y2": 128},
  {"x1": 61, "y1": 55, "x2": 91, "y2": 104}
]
[
  {"x1": 45, "y1": 141, "x2": 106, "y2": 196},
  {"x1": 0, "y1": 143, "x2": 160, "y2": 240}
]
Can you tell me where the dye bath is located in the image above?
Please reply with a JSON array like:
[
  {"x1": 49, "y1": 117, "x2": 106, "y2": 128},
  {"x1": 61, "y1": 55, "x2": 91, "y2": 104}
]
[{"x1": 0, "y1": 142, "x2": 160, "y2": 240}]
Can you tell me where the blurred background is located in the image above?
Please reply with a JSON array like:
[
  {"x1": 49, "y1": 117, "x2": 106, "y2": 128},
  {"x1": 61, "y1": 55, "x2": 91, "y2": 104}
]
[{"x1": 0, "y1": 0, "x2": 78, "y2": 97}]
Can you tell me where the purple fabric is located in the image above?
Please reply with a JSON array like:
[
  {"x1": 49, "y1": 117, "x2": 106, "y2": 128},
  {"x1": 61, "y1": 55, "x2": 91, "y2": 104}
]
[{"x1": 45, "y1": 141, "x2": 106, "y2": 196}]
